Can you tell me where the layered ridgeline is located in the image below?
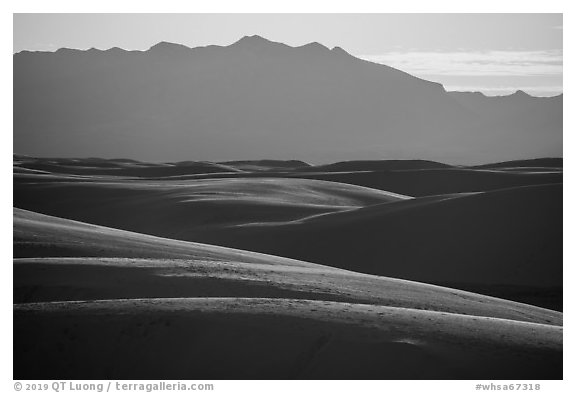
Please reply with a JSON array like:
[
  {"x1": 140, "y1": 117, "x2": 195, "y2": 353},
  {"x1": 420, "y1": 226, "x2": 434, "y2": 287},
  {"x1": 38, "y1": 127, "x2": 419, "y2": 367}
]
[
  {"x1": 14, "y1": 36, "x2": 561, "y2": 164},
  {"x1": 13, "y1": 155, "x2": 563, "y2": 378},
  {"x1": 14, "y1": 155, "x2": 563, "y2": 310},
  {"x1": 13, "y1": 208, "x2": 562, "y2": 379}
]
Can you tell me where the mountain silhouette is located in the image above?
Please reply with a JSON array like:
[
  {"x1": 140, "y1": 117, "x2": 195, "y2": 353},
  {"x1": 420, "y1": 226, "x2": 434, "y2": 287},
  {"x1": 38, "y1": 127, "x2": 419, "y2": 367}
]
[{"x1": 14, "y1": 36, "x2": 562, "y2": 163}]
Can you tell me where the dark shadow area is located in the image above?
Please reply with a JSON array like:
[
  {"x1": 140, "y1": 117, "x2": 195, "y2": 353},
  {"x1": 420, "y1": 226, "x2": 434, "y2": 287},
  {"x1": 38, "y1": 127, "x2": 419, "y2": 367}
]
[{"x1": 14, "y1": 300, "x2": 562, "y2": 380}]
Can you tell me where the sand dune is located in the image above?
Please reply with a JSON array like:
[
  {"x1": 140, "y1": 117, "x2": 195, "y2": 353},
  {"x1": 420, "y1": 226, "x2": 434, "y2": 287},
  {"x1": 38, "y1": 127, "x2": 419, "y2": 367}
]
[
  {"x1": 14, "y1": 156, "x2": 243, "y2": 177},
  {"x1": 15, "y1": 174, "x2": 408, "y2": 234},
  {"x1": 154, "y1": 167, "x2": 562, "y2": 196},
  {"x1": 13, "y1": 208, "x2": 323, "y2": 267},
  {"x1": 18, "y1": 178, "x2": 557, "y2": 296},
  {"x1": 219, "y1": 159, "x2": 311, "y2": 171},
  {"x1": 470, "y1": 157, "x2": 562, "y2": 169},
  {"x1": 13, "y1": 155, "x2": 562, "y2": 309},
  {"x1": 12, "y1": 155, "x2": 563, "y2": 379},
  {"x1": 14, "y1": 255, "x2": 561, "y2": 326},
  {"x1": 14, "y1": 155, "x2": 561, "y2": 196},
  {"x1": 191, "y1": 184, "x2": 562, "y2": 309},
  {"x1": 12, "y1": 30, "x2": 563, "y2": 380},
  {"x1": 13, "y1": 207, "x2": 562, "y2": 323},
  {"x1": 94, "y1": 163, "x2": 561, "y2": 197},
  {"x1": 296, "y1": 159, "x2": 452, "y2": 172},
  {"x1": 13, "y1": 203, "x2": 563, "y2": 379},
  {"x1": 289, "y1": 167, "x2": 562, "y2": 196},
  {"x1": 14, "y1": 298, "x2": 562, "y2": 379}
]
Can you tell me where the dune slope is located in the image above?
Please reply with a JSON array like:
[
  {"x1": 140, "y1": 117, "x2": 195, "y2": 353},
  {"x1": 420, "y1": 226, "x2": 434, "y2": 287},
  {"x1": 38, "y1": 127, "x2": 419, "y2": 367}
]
[
  {"x1": 288, "y1": 167, "x2": 562, "y2": 196},
  {"x1": 13, "y1": 208, "x2": 317, "y2": 266},
  {"x1": 14, "y1": 173, "x2": 408, "y2": 234},
  {"x1": 14, "y1": 156, "x2": 562, "y2": 309},
  {"x1": 14, "y1": 156, "x2": 243, "y2": 177},
  {"x1": 13, "y1": 207, "x2": 563, "y2": 379},
  {"x1": 188, "y1": 184, "x2": 562, "y2": 309},
  {"x1": 14, "y1": 298, "x2": 562, "y2": 380},
  {"x1": 198, "y1": 185, "x2": 561, "y2": 284},
  {"x1": 13, "y1": 208, "x2": 561, "y2": 325}
]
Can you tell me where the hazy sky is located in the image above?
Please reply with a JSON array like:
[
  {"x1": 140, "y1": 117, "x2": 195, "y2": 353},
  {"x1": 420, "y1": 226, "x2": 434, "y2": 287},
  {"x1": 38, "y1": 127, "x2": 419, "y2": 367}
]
[{"x1": 14, "y1": 13, "x2": 563, "y2": 96}]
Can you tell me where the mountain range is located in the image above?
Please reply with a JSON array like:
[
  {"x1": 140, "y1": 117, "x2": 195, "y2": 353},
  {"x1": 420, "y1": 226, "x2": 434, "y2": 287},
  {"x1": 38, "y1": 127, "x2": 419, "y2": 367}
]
[{"x1": 13, "y1": 35, "x2": 562, "y2": 164}]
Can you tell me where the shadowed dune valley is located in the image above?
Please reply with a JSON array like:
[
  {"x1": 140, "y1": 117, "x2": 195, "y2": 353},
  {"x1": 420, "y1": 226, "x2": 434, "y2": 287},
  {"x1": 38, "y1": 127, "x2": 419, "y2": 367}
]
[{"x1": 13, "y1": 15, "x2": 563, "y2": 383}]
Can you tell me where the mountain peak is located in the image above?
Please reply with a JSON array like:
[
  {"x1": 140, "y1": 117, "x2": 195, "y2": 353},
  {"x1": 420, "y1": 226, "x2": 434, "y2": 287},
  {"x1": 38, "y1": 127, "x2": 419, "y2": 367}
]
[
  {"x1": 14, "y1": 36, "x2": 562, "y2": 165},
  {"x1": 331, "y1": 46, "x2": 351, "y2": 56},
  {"x1": 107, "y1": 47, "x2": 127, "y2": 54},
  {"x1": 297, "y1": 42, "x2": 330, "y2": 51},
  {"x1": 228, "y1": 35, "x2": 292, "y2": 53},
  {"x1": 511, "y1": 90, "x2": 532, "y2": 98},
  {"x1": 148, "y1": 41, "x2": 191, "y2": 54},
  {"x1": 55, "y1": 47, "x2": 81, "y2": 55},
  {"x1": 232, "y1": 35, "x2": 276, "y2": 46}
]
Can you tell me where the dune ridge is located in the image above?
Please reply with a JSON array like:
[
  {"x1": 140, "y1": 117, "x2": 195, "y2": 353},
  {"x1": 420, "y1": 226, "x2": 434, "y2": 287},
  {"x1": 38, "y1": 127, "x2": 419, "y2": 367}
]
[
  {"x1": 14, "y1": 156, "x2": 562, "y2": 308},
  {"x1": 12, "y1": 155, "x2": 563, "y2": 379},
  {"x1": 14, "y1": 297, "x2": 562, "y2": 379},
  {"x1": 13, "y1": 208, "x2": 562, "y2": 324},
  {"x1": 191, "y1": 184, "x2": 561, "y2": 307}
]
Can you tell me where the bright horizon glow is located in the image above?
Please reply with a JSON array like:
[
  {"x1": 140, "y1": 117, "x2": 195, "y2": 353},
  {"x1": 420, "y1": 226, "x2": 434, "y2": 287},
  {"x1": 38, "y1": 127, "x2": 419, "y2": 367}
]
[{"x1": 360, "y1": 49, "x2": 563, "y2": 96}]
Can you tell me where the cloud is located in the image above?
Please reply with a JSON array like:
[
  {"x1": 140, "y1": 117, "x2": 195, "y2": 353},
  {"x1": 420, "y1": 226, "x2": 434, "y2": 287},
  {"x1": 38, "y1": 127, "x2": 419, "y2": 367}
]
[{"x1": 359, "y1": 50, "x2": 562, "y2": 77}]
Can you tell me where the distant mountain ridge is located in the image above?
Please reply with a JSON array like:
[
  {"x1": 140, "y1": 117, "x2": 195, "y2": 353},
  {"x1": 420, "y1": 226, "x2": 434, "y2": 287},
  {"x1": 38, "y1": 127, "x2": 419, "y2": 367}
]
[{"x1": 14, "y1": 36, "x2": 562, "y2": 164}]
